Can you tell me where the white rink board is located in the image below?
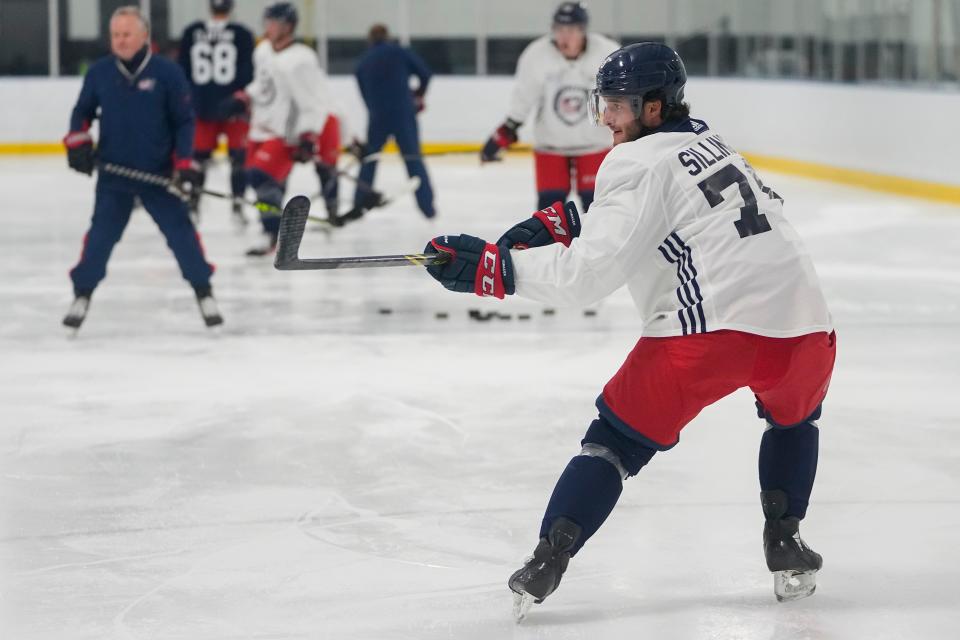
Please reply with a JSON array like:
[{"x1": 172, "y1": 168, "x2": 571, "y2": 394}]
[
  {"x1": 1, "y1": 154, "x2": 959, "y2": 639},
  {"x1": 2, "y1": 76, "x2": 959, "y2": 185}
]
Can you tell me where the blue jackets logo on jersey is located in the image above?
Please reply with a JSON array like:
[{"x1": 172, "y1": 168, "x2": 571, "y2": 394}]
[
  {"x1": 137, "y1": 78, "x2": 156, "y2": 92},
  {"x1": 554, "y1": 86, "x2": 588, "y2": 126}
]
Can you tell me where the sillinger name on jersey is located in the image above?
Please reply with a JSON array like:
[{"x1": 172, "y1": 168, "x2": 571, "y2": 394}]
[{"x1": 678, "y1": 135, "x2": 736, "y2": 176}]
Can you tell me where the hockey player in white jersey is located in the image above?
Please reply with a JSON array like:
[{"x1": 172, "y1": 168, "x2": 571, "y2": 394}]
[
  {"x1": 221, "y1": 2, "x2": 329, "y2": 256},
  {"x1": 480, "y1": 2, "x2": 619, "y2": 211},
  {"x1": 425, "y1": 43, "x2": 836, "y2": 618}
]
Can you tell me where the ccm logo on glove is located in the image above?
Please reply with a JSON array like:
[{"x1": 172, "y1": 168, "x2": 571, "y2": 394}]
[{"x1": 424, "y1": 234, "x2": 515, "y2": 299}]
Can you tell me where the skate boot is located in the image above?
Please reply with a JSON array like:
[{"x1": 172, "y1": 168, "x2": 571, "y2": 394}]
[
  {"x1": 761, "y1": 490, "x2": 822, "y2": 602},
  {"x1": 193, "y1": 286, "x2": 223, "y2": 328},
  {"x1": 508, "y1": 517, "x2": 581, "y2": 621},
  {"x1": 245, "y1": 232, "x2": 277, "y2": 257},
  {"x1": 62, "y1": 292, "x2": 92, "y2": 332},
  {"x1": 231, "y1": 198, "x2": 248, "y2": 230}
]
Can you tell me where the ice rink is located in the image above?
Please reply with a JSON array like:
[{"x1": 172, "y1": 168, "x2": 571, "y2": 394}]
[{"x1": 2, "y1": 154, "x2": 959, "y2": 639}]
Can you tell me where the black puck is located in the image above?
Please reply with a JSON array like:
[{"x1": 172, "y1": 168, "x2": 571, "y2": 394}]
[
  {"x1": 518, "y1": 314, "x2": 532, "y2": 321},
  {"x1": 435, "y1": 311, "x2": 449, "y2": 319},
  {"x1": 584, "y1": 309, "x2": 598, "y2": 317},
  {"x1": 542, "y1": 308, "x2": 556, "y2": 316},
  {"x1": 378, "y1": 307, "x2": 393, "y2": 315}
]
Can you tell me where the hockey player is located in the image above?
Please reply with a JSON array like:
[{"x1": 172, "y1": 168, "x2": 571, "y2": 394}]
[
  {"x1": 63, "y1": 6, "x2": 221, "y2": 331},
  {"x1": 221, "y1": 2, "x2": 330, "y2": 256},
  {"x1": 352, "y1": 24, "x2": 435, "y2": 219},
  {"x1": 178, "y1": 0, "x2": 254, "y2": 226},
  {"x1": 424, "y1": 43, "x2": 835, "y2": 617},
  {"x1": 480, "y1": 2, "x2": 619, "y2": 211}
]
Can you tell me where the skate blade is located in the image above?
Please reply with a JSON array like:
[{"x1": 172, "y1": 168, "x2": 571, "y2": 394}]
[
  {"x1": 512, "y1": 591, "x2": 536, "y2": 622},
  {"x1": 774, "y1": 569, "x2": 817, "y2": 602}
]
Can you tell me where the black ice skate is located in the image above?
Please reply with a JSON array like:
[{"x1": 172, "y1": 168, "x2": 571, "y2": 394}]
[
  {"x1": 194, "y1": 287, "x2": 223, "y2": 328},
  {"x1": 761, "y1": 490, "x2": 822, "y2": 602},
  {"x1": 245, "y1": 232, "x2": 278, "y2": 257},
  {"x1": 62, "y1": 294, "x2": 91, "y2": 333},
  {"x1": 508, "y1": 517, "x2": 581, "y2": 621}
]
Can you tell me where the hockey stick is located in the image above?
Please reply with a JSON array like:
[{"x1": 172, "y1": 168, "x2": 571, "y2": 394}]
[
  {"x1": 98, "y1": 162, "x2": 333, "y2": 228},
  {"x1": 353, "y1": 149, "x2": 483, "y2": 164},
  {"x1": 274, "y1": 195, "x2": 448, "y2": 270}
]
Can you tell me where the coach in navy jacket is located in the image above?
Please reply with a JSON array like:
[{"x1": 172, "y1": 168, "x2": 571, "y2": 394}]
[
  {"x1": 353, "y1": 24, "x2": 435, "y2": 218},
  {"x1": 62, "y1": 6, "x2": 220, "y2": 329}
]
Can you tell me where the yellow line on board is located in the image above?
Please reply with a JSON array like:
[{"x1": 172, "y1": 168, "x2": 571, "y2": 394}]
[
  {"x1": 742, "y1": 153, "x2": 960, "y2": 206},
  {"x1": 4, "y1": 140, "x2": 957, "y2": 205}
]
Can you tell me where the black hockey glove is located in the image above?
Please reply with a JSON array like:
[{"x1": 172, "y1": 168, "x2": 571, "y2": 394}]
[
  {"x1": 480, "y1": 119, "x2": 520, "y2": 163},
  {"x1": 63, "y1": 131, "x2": 95, "y2": 175},
  {"x1": 217, "y1": 91, "x2": 250, "y2": 120},
  {"x1": 424, "y1": 234, "x2": 515, "y2": 299},
  {"x1": 173, "y1": 158, "x2": 203, "y2": 208},
  {"x1": 293, "y1": 133, "x2": 318, "y2": 163},
  {"x1": 497, "y1": 201, "x2": 581, "y2": 250}
]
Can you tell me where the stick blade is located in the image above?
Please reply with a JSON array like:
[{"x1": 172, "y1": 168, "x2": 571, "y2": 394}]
[{"x1": 274, "y1": 195, "x2": 312, "y2": 270}]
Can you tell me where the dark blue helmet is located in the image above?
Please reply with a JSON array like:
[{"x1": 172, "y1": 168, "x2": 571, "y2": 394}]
[
  {"x1": 264, "y1": 2, "x2": 298, "y2": 28},
  {"x1": 209, "y1": 0, "x2": 233, "y2": 14},
  {"x1": 595, "y1": 42, "x2": 686, "y2": 107},
  {"x1": 553, "y1": 2, "x2": 589, "y2": 27}
]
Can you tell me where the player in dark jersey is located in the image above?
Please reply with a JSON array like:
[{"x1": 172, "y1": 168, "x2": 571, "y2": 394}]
[{"x1": 178, "y1": 0, "x2": 254, "y2": 226}]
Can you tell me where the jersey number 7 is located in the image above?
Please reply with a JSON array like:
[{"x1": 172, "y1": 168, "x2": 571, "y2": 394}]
[{"x1": 697, "y1": 163, "x2": 781, "y2": 239}]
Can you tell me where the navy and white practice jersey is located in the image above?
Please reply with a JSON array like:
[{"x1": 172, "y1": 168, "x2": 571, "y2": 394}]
[
  {"x1": 178, "y1": 18, "x2": 254, "y2": 121},
  {"x1": 507, "y1": 33, "x2": 620, "y2": 154},
  {"x1": 510, "y1": 118, "x2": 833, "y2": 338},
  {"x1": 245, "y1": 40, "x2": 330, "y2": 143}
]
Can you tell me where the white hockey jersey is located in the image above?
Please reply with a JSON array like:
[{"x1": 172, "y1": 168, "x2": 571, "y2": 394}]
[
  {"x1": 507, "y1": 33, "x2": 620, "y2": 154},
  {"x1": 511, "y1": 118, "x2": 833, "y2": 338},
  {"x1": 246, "y1": 40, "x2": 329, "y2": 143}
]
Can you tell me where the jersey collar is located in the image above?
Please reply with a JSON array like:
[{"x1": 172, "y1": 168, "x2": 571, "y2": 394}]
[{"x1": 115, "y1": 46, "x2": 152, "y2": 82}]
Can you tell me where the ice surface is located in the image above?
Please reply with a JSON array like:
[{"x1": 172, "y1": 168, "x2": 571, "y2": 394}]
[{"x1": 2, "y1": 155, "x2": 959, "y2": 639}]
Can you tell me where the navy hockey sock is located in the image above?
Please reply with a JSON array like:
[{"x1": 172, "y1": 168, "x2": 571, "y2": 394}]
[
  {"x1": 537, "y1": 190, "x2": 567, "y2": 210},
  {"x1": 758, "y1": 421, "x2": 819, "y2": 519},
  {"x1": 540, "y1": 455, "x2": 622, "y2": 556},
  {"x1": 538, "y1": 416, "x2": 658, "y2": 556},
  {"x1": 577, "y1": 190, "x2": 595, "y2": 210},
  {"x1": 229, "y1": 149, "x2": 247, "y2": 198}
]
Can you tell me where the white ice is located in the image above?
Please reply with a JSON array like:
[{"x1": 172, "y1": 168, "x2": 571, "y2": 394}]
[{"x1": 2, "y1": 155, "x2": 959, "y2": 639}]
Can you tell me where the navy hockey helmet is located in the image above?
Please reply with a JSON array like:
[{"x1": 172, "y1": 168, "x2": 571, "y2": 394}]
[
  {"x1": 589, "y1": 42, "x2": 687, "y2": 125},
  {"x1": 264, "y1": 2, "x2": 299, "y2": 28},
  {"x1": 209, "y1": 0, "x2": 233, "y2": 14},
  {"x1": 553, "y1": 2, "x2": 589, "y2": 27}
]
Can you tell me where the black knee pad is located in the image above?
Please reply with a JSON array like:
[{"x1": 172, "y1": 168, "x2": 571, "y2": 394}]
[
  {"x1": 537, "y1": 190, "x2": 567, "y2": 210},
  {"x1": 756, "y1": 401, "x2": 822, "y2": 429},
  {"x1": 582, "y1": 415, "x2": 657, "y2": 477}
]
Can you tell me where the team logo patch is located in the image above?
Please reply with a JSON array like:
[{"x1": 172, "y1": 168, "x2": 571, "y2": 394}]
[
  {"x1": 554, "y1": 86, "x2": 588, "y2": 126},
  {"x1": 137, "y1": 78, "x2": 156, "y2": 92}
]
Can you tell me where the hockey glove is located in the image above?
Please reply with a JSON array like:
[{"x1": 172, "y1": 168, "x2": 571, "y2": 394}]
[
  {"x1": 424, "y1": 234, "x2": 515, "y2": 299},
  {"x1": 497, "y1": 201, "x2": 581, "y2": 250},
  {"x1": 412, "y1": 92, "x2": 426, "y2": 114},
  {"x1": 217, "y1": 91, "x2": 250, "y2": 120},
  {"x1": 173, "y1": 158, "x2": 203, "y2": 208},
  {"x1": 63, "y1": 131, "x2": 95, "y2": 175},
  {"x1": 480, "y1": 119, "x2": 520, "y2": 163},
  {"x1": 293, "y1": 133, "x2": 318, "y2": 163}
]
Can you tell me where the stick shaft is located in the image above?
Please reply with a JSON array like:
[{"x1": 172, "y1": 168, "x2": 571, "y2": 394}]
[{"x1": 274, "y1": 195, "x2": 445, "y2": 270}]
